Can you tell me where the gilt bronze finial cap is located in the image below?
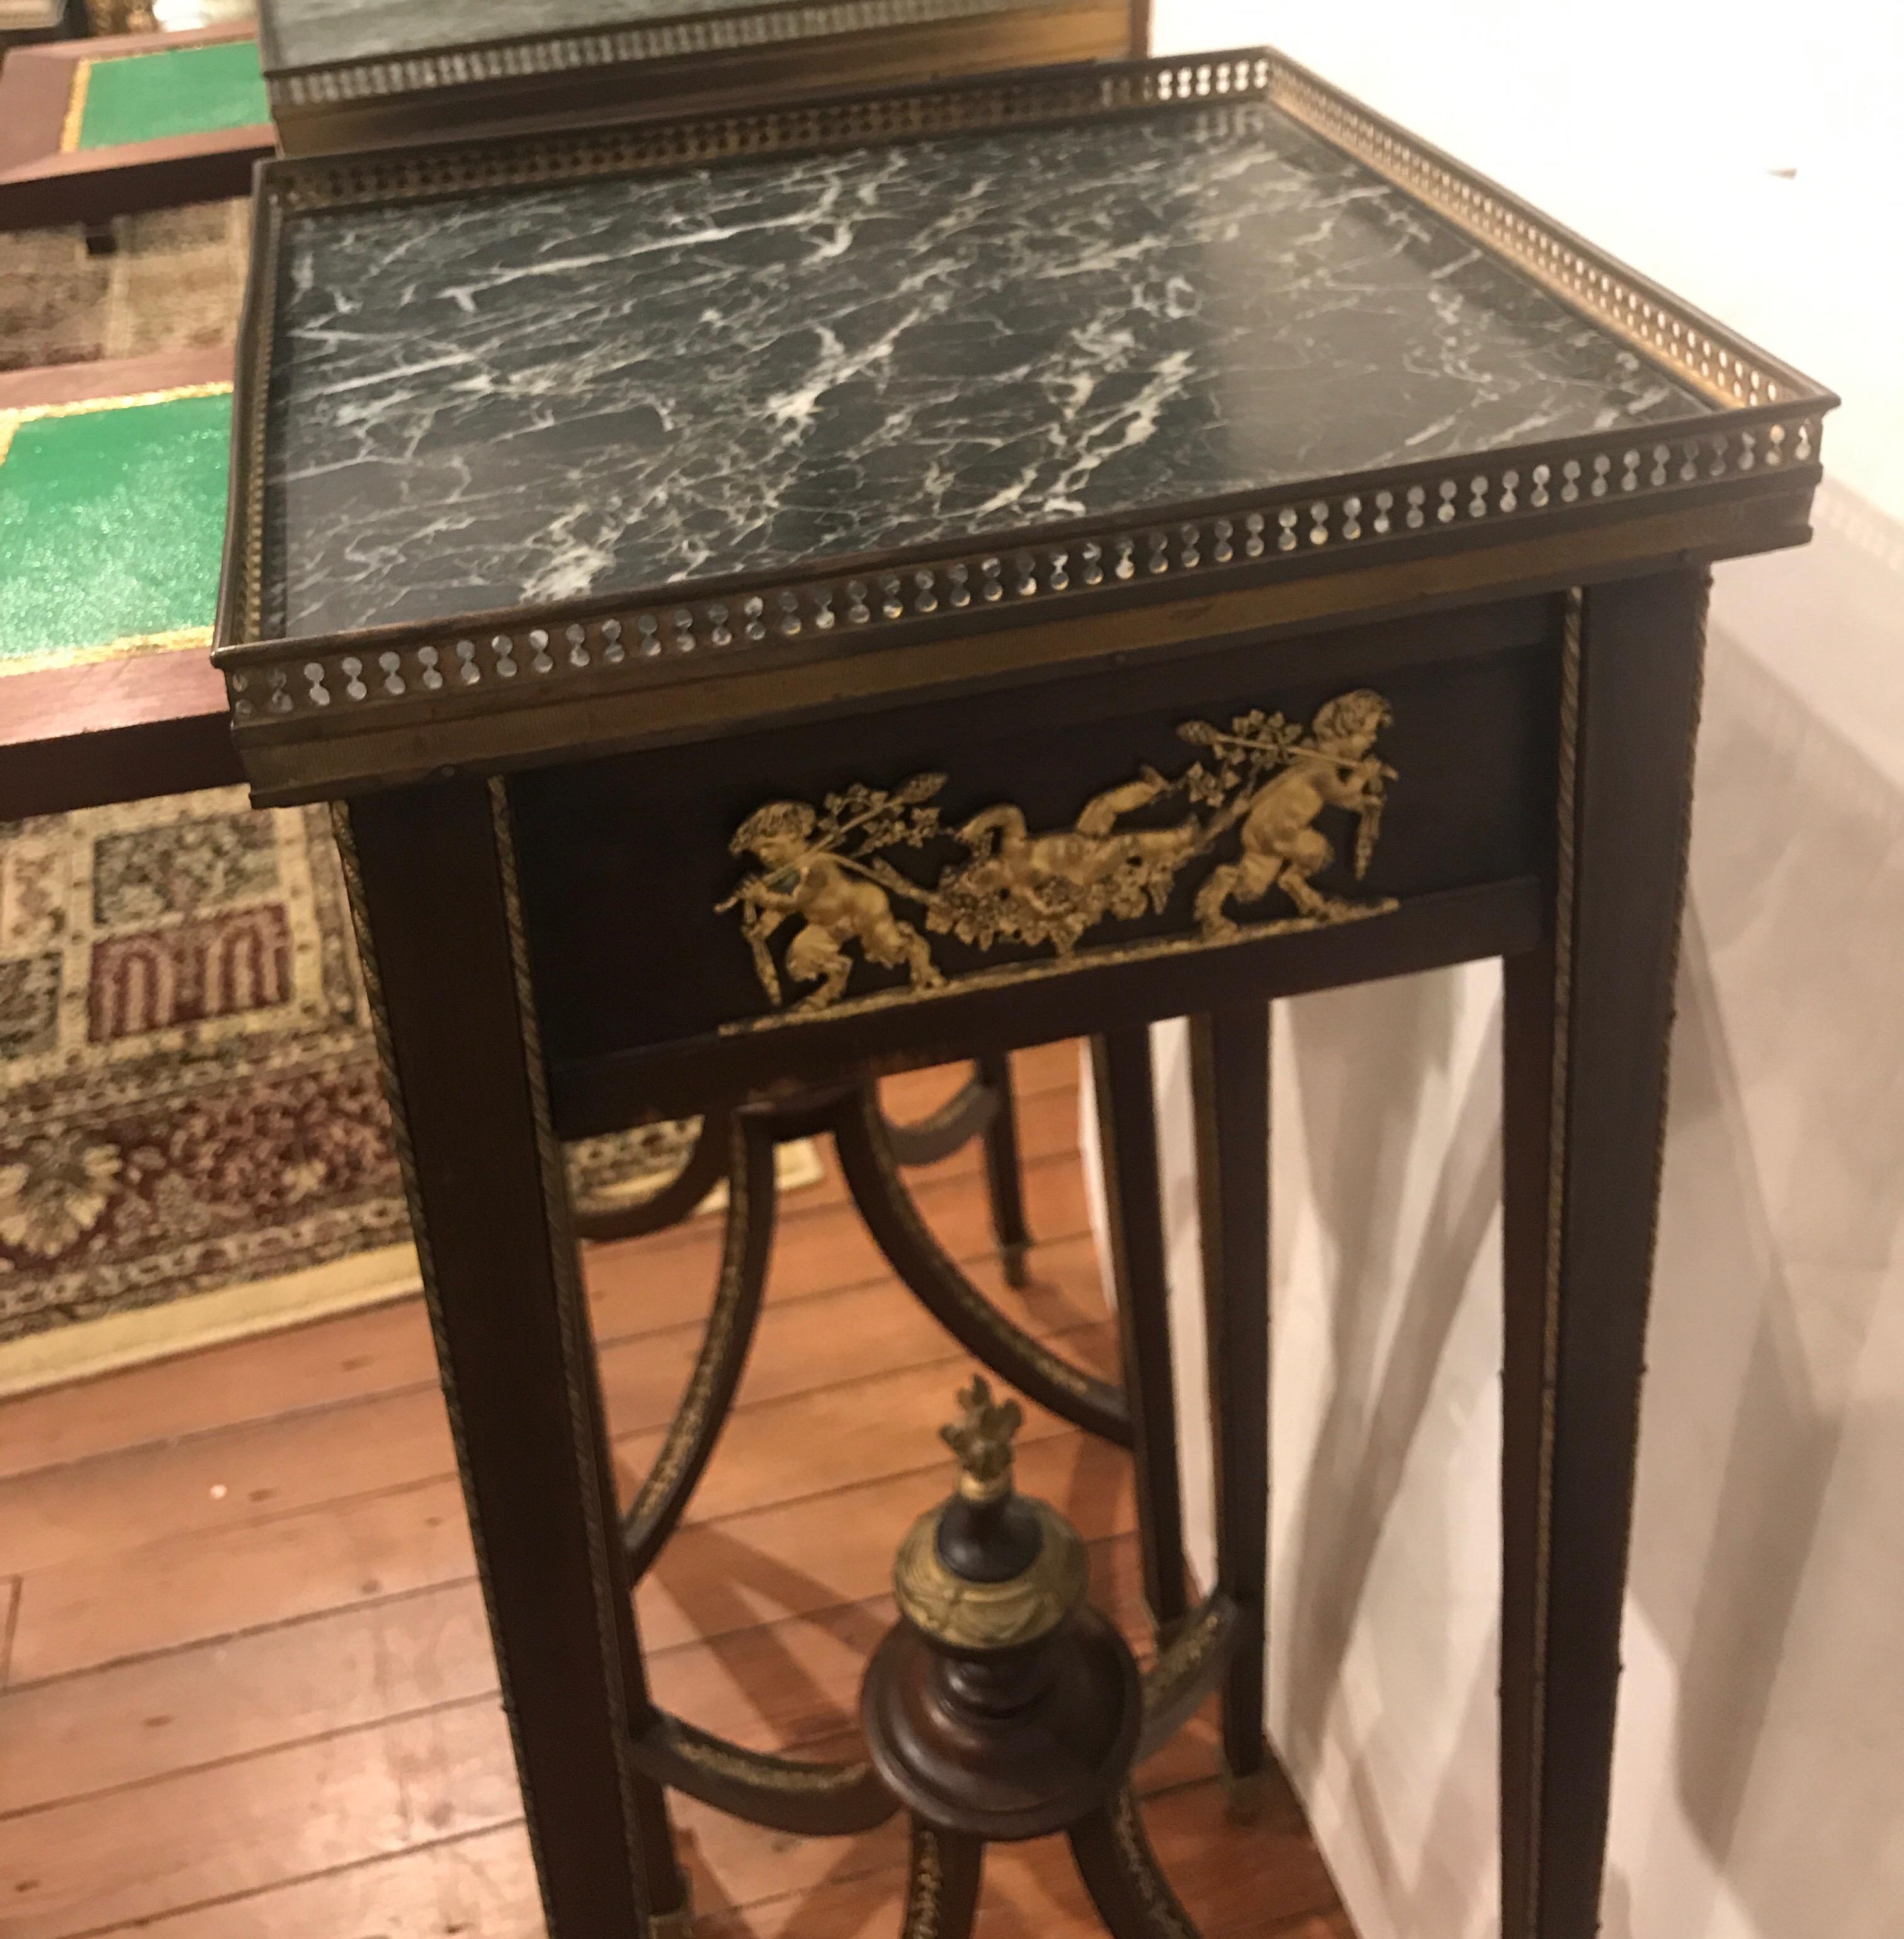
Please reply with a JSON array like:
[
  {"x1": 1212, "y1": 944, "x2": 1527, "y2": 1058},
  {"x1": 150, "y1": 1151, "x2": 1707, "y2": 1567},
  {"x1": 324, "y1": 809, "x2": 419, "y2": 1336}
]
[
  {"x1": 893, "y1": 1374, "x2": 1087, "y2": 1653},
  {"x1": 940, "y1": 1374, "x2": 1021, "y2": 1503}
]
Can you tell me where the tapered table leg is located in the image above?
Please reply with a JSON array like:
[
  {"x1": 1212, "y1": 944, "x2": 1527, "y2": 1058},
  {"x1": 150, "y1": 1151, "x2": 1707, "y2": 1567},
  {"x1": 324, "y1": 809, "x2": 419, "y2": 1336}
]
[
  {"x1": 342, "y1": 779, "x2": 689, "y2": 1938},
  {"x1": 1188, "y1": 1003, "x2": 1271, "y2": 1795},
  {"x1": 977, "y1": 1050, "x2": 1033, "y2": 1287},
  {"x1": 1091, "y1": 1029, "x2": 1189, "y2": 1635},
  {"x1": 1500, "y1": 570, "x2": 1710, "y2": 1939}
]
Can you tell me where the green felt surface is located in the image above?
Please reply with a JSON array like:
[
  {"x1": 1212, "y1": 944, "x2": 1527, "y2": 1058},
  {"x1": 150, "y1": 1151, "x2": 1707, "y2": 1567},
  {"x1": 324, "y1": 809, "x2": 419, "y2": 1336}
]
[
  {"x1": 77, "y1": 40, "x2": 268, "y2": 150},
  {"x1": 0, "y1": 392, "x2": 230, "y2": 665}
]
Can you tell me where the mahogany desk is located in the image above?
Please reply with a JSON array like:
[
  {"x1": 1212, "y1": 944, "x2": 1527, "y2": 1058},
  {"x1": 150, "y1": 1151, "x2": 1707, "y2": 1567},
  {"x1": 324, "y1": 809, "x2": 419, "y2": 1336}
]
[
  {"x1": 0, "y1": 25, "x2": 272, "y2": 236},
  {"x1": 211, "y1": 50, "x2": 1834, "y2": 1939},
  {"x1": 0, "y1": 346, "x2": 239, "y2": 819}
]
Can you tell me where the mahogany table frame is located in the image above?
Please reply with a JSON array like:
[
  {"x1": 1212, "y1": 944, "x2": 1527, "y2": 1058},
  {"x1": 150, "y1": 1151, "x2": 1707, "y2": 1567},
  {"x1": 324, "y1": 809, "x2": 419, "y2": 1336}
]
[
  {"x1": 210, "y1": 49, "x2": 1835, "y2": 1939},
  {"x1": 0, "y1": 25, "x2": 273, "y2": 235}
]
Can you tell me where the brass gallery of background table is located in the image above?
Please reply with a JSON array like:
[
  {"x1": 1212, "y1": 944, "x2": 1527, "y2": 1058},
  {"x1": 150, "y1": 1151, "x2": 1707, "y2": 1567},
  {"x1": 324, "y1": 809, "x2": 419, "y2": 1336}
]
[
  {"x1": 209, "y1": 49, "x2": 1833, "y2": 1939},
  {"x1": 253, "y1": 0, "x2": 1149, "y2": 152}
]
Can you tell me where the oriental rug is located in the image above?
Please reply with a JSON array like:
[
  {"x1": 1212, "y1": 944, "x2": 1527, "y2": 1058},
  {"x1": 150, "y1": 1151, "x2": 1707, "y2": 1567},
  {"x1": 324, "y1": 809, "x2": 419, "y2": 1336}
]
[{"x1": 0, "y1": 788, "x2": 818, "y2": 1396}]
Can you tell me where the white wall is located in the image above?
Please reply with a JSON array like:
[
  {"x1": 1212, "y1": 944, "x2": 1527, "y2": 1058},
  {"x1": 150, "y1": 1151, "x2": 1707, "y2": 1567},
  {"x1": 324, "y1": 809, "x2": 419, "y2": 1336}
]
[{"x1": 1119, "y1": 8, "x2": 1904, "y2": 1936}]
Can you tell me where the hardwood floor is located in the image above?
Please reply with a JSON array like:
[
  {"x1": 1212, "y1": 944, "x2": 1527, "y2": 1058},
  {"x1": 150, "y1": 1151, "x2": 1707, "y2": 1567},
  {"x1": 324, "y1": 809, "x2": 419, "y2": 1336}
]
[{"x1": 0, "y1": 1045, "x2": 1352, "y2": 1939}]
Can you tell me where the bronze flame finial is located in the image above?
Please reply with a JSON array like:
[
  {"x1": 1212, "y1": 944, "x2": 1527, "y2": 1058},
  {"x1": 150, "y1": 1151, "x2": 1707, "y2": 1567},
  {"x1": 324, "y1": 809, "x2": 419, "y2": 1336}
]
[{"x1": 940, "y1": 1375, "x2": 1022, "y2": 1503}]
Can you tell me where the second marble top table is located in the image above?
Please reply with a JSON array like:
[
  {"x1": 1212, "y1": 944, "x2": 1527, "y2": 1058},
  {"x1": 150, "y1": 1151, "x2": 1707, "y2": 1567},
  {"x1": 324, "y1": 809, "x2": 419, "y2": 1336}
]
[{"x1": 256, "y1": 0, "x2": 1146, "y2": 152}]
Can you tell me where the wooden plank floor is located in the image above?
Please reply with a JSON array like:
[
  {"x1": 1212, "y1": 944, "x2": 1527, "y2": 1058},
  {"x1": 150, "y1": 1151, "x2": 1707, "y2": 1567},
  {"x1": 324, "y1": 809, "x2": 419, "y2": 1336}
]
[{"x1": 0, "y1": 1044, "x2": 1351, "y2": 1939}]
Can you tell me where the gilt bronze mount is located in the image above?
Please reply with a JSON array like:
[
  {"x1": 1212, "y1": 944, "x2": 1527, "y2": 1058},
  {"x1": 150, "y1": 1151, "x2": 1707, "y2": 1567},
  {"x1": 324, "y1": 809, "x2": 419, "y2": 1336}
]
[{"x1": 720, "y1": 691, "x2": 1398, "y2": 1023}]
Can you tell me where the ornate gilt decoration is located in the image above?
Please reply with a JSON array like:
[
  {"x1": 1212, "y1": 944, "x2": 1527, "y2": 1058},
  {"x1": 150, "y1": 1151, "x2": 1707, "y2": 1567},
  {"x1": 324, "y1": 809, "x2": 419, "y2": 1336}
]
[
  {"x1": 893, "y1": 1373, "x2": 1090, "y2": 1652},
  {"x1": 893, "y1": 1493, "x2": 1088, "y2": 1652},
  {"x1": 829, "y1": 1087, "x2": 1132, "y2": 1440},
  {"x1": 722, "y1": 776, "x2": 948, "y2": 1010},
  {"x1": 1136, "y1": 1590, "x2": 1240, "y2": 1761},
  {"x1": 722, "y1": 689, "x2": 1397, "y2": 1018},
  {"x1": 941, "y1": 1374, "x2": 1022, "y2": 1504},
  {"x1": 1104, "y1": 1787, "x2": 1199, "y2": 1939}
]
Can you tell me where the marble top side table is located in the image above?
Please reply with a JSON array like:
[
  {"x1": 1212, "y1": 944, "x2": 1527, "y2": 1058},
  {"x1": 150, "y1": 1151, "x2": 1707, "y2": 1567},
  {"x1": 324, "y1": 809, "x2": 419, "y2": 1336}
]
[
  {"x1": 255, "y1": 0, "x2": 1148, "y2": 153},
  {"x1": 213, "y1": 50, "x2": 1834, "y2": 1939}
]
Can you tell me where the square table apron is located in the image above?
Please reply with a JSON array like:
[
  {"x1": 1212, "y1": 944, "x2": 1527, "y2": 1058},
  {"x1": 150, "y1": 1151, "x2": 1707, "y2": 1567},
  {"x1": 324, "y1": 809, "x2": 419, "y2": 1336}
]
[{"x1": 210, "y1": 49, "x2": 1835, "y2": 1939}]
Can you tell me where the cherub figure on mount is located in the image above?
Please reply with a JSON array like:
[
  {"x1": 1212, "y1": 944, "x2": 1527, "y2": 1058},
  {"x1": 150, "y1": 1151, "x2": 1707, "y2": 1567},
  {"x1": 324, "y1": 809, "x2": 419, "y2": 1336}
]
[
  {"x1": 721, "y1": 778, "x2": 946, "y2": 1012},
  {"x1": 929, "y1": 768, "x2": 1203, "y2": 956},
  {"x1": 718, "y1": 686, "x2": 1399, "y2": 1018},
  {"x1": 1182, "y1": 689, "x2": 1396, "y2": 940}
]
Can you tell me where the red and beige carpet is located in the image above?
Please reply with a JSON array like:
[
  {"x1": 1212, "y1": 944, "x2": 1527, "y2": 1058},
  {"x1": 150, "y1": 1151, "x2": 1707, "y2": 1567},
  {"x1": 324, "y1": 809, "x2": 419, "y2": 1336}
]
[
  {"x1": 0, "y1": 788, "x2": 818, "y2": 1394},
  {"x1": 2, "y1": 169, "x2": 827, "y2": 1393}
]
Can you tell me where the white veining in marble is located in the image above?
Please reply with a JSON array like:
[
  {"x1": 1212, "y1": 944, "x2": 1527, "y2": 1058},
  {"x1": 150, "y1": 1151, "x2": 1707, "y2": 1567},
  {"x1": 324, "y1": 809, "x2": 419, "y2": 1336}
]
[{"x1": 262, "y1": 102, "x2": 1711, "y2": 640}]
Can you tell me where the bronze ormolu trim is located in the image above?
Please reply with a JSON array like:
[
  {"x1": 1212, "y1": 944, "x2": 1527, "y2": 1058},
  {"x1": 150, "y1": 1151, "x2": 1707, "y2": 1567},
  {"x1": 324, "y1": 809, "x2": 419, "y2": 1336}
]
[
  {"x1": 214, "y1": 49, "x2": 1832, "y2": 801},
  {"x1": 329, "y1": 798, "x2": 562, "y2": 1897},
  {"x1": 1522, "y1": 594, "x2": 1584, "y2": 1919},
  {"x1": 486, "y1": 777, "x2": 686, "y2": 1901},
  {"x1": 620, "y1": 1112, "x2": 776, "y2": 1578},
  {"x1": 630, "y1": 1706, "x2": 899, "y2": 1835},
  {"x1": 942, "y1": 1372, "x2": 1024, "y2": 1505},
  {"x1": 829, "y1": 1086, "x2": 1131, "y2": 1443},
  {"x1": 900, "y1": 1822, "x2": 983, "y2": 1939},
  {"x1": 1267, "y1": 59, "x2": 1804, "y2": 412},
  {"x1": 215, "y1": 417, "x2": 1824, "y2": 757},
  {"x1": 1514, "y1": 577, "x2": 1712, "y2": 1931},
  {"x1": 1097, "y1": 1786, "x2": 1199, "y2": 1939},
  {"x1": 332, "y1": 790, "x2": 690, "y2": 1924},
  {"x1": 253, "y1": 50, "x2": 1279, "y2": 213},
  {"x1": 266, "y1": 0, "x2": 1106, "y2": 105},
  {"x1": 881, "y1": 1066, "x2": 1000, "y2": 1164},
  {"x1": 895, "y1": 1495, "x2": 1087, "y2": 1649},
  {"x1": 718, "y1": 690, "x2": 1395, "y2": 1025},
  {"x1": 1135, "y1": 1590, "x2": 1240, "y2": 1762}
]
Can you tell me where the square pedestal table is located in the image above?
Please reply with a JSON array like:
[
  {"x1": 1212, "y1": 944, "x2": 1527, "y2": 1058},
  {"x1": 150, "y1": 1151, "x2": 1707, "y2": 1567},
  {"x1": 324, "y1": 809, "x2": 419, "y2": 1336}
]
[{"x1": 212, "y1": 50, "x2": 1834, "y2": 1939}]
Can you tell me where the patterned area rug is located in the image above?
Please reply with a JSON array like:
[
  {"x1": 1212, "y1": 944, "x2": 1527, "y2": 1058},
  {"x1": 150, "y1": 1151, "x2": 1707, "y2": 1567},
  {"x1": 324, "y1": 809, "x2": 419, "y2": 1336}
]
[
  {"x1": 0, "y1": 200, "x2": 251, "y2": 375},
  {"x1": 0, "y1": 789, "x2": 816, "y2": 1395}
]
